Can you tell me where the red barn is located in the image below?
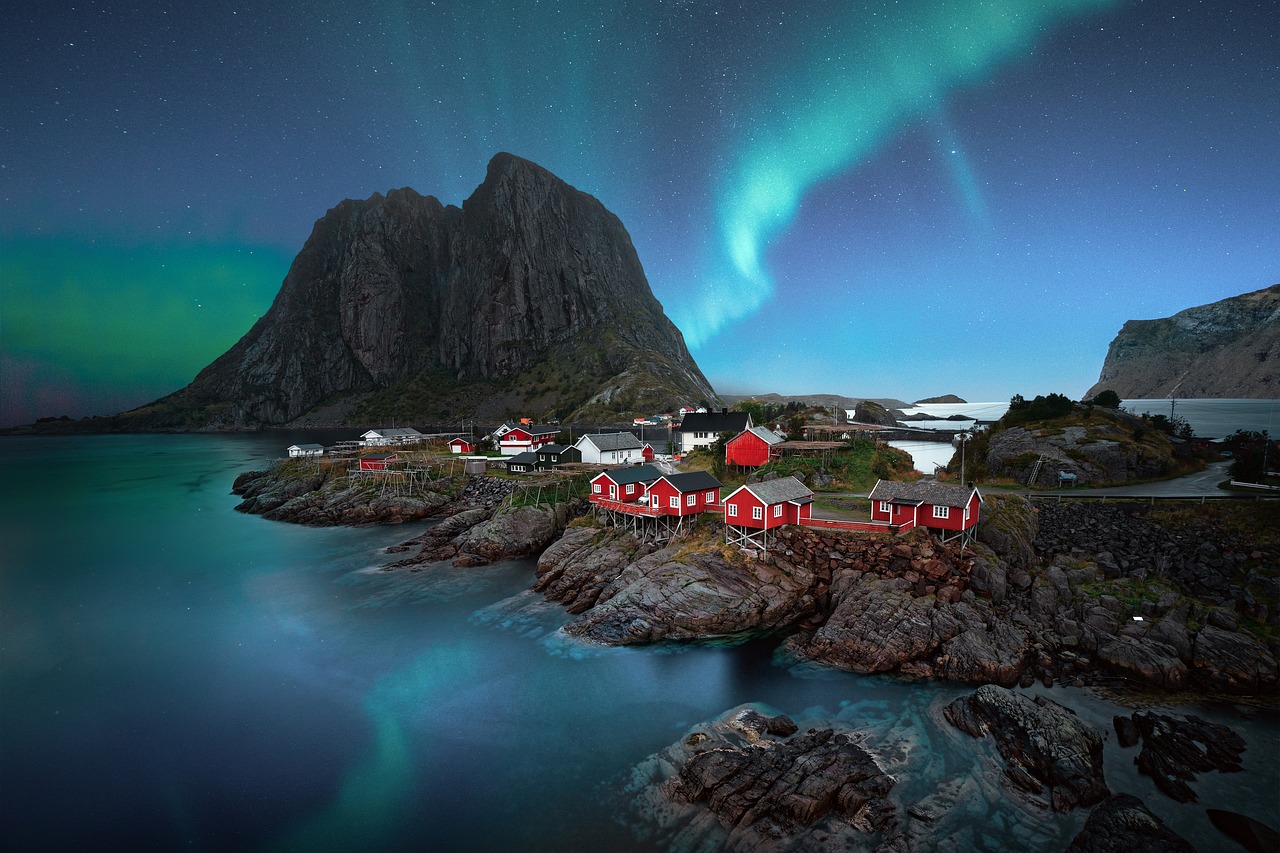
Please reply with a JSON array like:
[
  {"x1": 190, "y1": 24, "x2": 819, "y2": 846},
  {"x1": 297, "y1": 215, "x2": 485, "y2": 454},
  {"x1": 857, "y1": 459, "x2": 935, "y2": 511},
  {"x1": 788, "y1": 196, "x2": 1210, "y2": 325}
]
[
  {"x1": 360, "y1": 453, "x2": 397, "y2": 471},
  {"x1": 589, "y1": 464, "x2": 663, "y2": 503},
  {"x1": 641, "y1": 443, "x2": 656, "y2": 462},
  {"x1": 449, "y1": 437, "x2": 477, "y2": 454},
  {"x1": 868, "y1": 480, "x2": 982, "y2": 542},
  {"x1": 644, "y1": 471, "x2": 722, "y2": 516},
  {"x1": 725, "y1": 426, "x2": 785, "y2": 468}
]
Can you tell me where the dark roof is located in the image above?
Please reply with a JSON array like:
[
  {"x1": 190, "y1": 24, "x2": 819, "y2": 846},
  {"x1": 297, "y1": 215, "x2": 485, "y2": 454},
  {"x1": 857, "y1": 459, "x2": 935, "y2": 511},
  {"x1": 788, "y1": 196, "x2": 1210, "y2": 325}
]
[
  {"x1": 741, "y1": 476, "x2": 813, "y2": 505},
  {"x1": 678, "y1": 412, "x2": 751, "y2": 434},
  {"x1": 362, "y1": 453, "x2": 397, "y2": 461},
  {"x1": 596, "y1": 464, "x2": 663, "y2": 486},
  {"x1": 658, "y1": 471, "x2": 723, "y2": 493},
  {"x1": 579, "y1": 432, "x2": 643, "y2": 451},
  {"x1": 538, "y1": 443, "x2": 567, "y2": 454},
  {"x1": 505, "y1": 425, "x2": 560, "y2": 437},
  {"x1": 506, "y1": 451, "x2": 539, "y2": 465},
  {"x1": 869, "y1": 480, "x2": 977, "y2": 509}
]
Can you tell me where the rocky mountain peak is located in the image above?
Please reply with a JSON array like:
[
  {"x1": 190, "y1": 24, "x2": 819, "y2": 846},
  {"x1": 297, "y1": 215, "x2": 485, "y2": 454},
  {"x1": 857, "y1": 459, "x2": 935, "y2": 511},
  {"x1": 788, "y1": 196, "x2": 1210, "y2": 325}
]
[{"x1": 122, "y1": 154, "x2": 718, "y2": 429}]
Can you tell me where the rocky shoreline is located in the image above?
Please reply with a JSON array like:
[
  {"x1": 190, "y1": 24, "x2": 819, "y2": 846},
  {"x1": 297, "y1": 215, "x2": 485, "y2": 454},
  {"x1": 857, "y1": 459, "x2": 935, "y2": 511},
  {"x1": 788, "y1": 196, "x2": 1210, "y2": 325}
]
[{"x1": 229, "y1": 463, "x2": 1279, "y2": 850}]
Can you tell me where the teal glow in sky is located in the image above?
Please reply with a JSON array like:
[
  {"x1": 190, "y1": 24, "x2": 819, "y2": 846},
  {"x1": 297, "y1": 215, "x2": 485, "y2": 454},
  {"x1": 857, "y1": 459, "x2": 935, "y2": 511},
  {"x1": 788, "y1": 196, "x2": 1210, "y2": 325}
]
[
  {"x1": 3, "y1": 1, "x2": 1277, "y2": 424},
  {"x1": 684, "y1": 0, "x2": 1117, "y2": 347}
]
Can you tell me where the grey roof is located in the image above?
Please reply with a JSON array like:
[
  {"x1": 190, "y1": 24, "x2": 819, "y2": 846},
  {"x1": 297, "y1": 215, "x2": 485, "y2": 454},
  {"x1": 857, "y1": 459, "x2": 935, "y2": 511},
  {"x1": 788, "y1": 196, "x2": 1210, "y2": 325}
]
[
  {"x1": 579, "y1": 432, "x2": 643, "y2": 452},
  {"x1": 742, "y1": 476, "x2": 813, "y2": 505},
  {"x1": 658, "y1": 471, "x2": 723, "y2": 493},
  {"x1": 506, "y1": 451, "x2": 539, "y2": 465},
  {"x1": 678, "y1": 412, "x2": 751, "y2": 434},
  {"x1": 742, "y1": 426, "x2": 784, "y2": 445},
  {"x1": 538, "y1": 443, "x2": 567, "y2": 454},
  {"x1": 367, "y1": 427, "x2": 422, "y2": 437},
  {"x1": 598, "y1": 464, "x2": 663, "y2": 486},
  {"x1": 869, "y1": 480, "x2": 977, "y2": 509},
  {"x1": 288, "y1": 443, "x2": 325, "y2": 450}
]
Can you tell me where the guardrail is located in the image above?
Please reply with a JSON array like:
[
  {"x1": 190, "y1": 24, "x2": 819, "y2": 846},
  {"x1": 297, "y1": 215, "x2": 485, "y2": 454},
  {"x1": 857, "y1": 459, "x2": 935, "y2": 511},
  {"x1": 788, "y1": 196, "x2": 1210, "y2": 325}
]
[{"x1": 1027, "y1": 493, "x2": 1279, "y2": 504}]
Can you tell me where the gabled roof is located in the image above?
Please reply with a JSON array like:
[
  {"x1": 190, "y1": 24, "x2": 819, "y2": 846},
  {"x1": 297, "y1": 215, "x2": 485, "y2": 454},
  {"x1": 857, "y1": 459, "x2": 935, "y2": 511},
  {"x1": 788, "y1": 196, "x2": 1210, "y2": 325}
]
[
  {"x1": 503, "y1": 424, "x2": 560, "y2": 438},
  {"x1": 678, "y1": 411, "x2": 751, "y2": 434},
  {"x1": 288, "y1": 443, "x2": 325, "y2": 450},
  {"x1": 506, "y1": 451, "x2": 539, "y2": 465},
  {"x1": 869, "y1": 480, "x2": 980, "y2": 509},
  {"x1": 654, "y1": 471, "x2": 723, "y2": 493},
  {"x1": 731, "y1": 426, "x2": 784, "y2": 446},
  {"x1": 364, "y1": 427, "x2": 422, "y2": 438},
  {"x1": 362, "y1": 453, "x2": 397, "y2": 461},
  {"x1": 577, "y1": 432, "x2": 643, "y2": 452},
  {"x1": 727, "y1": 475, "x2": 813, "y2": 505},
  {"x1": 448, "y1": 436, "x2": 475, "y2": 444},
  {"x1": 593, "y1": 464, "x2": 663, "y2": 486},
  {"x1": 538, "y1": 443, "x2": 567, "y2": 454}
]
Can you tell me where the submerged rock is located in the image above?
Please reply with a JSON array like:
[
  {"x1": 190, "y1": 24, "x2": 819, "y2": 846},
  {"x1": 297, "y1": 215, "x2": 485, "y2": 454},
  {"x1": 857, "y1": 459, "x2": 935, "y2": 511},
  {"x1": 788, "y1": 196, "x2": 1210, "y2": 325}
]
[
  {"x1": 944, "y1": 685, "x2": 1109, "y2": 812},
  {"x1": 1116, "y1": 711, "x2": 1246, "y2": 803},
  {"x1": 1065, "y1": 794, "x2": 1194, "y2": 852}
]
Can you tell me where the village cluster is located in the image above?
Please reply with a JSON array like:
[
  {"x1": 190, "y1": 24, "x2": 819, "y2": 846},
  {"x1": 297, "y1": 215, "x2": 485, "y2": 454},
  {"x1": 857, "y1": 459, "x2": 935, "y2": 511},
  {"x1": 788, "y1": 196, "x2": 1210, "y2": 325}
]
[{"x1": 284, "y1": 409, "x2": 981, "y2": 553}]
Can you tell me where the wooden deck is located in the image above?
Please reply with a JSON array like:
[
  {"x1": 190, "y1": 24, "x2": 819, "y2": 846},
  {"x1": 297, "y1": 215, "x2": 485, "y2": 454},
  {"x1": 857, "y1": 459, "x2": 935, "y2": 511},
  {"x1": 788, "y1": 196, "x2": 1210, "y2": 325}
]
[{"x1": 799, "y1": 516, "x2": 906, "y2": 533}]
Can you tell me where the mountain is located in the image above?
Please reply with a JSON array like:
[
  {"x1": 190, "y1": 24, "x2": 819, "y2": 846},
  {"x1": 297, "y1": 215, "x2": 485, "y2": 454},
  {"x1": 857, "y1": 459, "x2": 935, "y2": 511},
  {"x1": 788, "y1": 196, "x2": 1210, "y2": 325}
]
[
  {"x1": 1085, "y1": 284, "x2": 1280, "y2": 400},
  {"x1": 120, "y1": 153, "x2": 718, "y2": 429}
]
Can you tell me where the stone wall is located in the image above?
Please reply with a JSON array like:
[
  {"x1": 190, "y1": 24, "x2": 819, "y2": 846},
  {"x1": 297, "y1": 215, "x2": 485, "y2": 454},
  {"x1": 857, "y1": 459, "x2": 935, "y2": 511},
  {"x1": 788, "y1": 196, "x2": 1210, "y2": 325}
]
[{"x1": 771, "y1": 526, "x2": 972, "y2": 603}]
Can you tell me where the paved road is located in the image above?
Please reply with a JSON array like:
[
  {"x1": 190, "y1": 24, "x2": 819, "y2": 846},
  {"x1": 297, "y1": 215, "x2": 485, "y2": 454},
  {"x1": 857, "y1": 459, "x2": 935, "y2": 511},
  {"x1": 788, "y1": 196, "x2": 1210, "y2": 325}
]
[{"x1": 1029, "y1": 461, "x2": 1235, "y2": 497}]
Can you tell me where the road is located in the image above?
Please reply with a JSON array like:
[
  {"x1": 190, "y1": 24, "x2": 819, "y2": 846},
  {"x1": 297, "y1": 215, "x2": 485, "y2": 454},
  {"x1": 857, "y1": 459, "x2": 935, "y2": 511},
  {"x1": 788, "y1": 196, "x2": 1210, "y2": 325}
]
[{"x1": 1028, "y1": 461, "x2": 1235, "y2": 498}]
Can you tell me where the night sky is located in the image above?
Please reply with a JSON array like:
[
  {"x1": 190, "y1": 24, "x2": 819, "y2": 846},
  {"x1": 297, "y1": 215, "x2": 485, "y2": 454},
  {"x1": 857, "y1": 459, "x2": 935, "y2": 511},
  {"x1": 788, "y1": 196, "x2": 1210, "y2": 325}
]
[{"x1": 3, "y1": 1, "x2": 1277, "y2": 426}]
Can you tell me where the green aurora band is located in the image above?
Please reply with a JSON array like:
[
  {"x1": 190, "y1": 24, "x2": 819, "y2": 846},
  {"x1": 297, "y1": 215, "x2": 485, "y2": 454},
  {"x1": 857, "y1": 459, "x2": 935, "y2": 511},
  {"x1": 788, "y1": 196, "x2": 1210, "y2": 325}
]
[{"x1": 680, "y1": 0, "x2": 1118, "y2": 348}]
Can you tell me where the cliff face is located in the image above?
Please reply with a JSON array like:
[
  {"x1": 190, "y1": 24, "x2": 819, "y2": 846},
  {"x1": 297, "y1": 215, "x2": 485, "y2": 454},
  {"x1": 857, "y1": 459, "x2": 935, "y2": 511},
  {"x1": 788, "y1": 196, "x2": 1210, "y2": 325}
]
[
  {"x1": 127, "y1": 153, "x2": 718, "y2": 428},
  {"x1": 1085, "y1": 284, "x2": 1280, "y2": 400}
]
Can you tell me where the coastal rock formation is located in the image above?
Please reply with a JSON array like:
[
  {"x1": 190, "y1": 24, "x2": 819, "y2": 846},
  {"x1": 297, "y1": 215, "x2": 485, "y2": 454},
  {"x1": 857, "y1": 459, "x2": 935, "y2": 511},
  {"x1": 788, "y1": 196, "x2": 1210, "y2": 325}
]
[
  {"x1": 624, "y1": 705, "x2": 898, "y2": 851},
  {"x1": 944, "y1": 685, "x2": 1109, "y2": 812},
  {"x1": 1085, "y1": 282, "x2": 1280, "y2": 399},
  {"x1": 231, "y1": 464, "x2": 453, "y2": 525},
  {"x1": 1114, "y1": 711, "x2": 1246, "y2": 803},
  {"x1": 1065, "y1": 795, "x2": 1194, "y2": 852},
  {"x1": 117, "y1": 152, "x2": 718, "y2": 428}
]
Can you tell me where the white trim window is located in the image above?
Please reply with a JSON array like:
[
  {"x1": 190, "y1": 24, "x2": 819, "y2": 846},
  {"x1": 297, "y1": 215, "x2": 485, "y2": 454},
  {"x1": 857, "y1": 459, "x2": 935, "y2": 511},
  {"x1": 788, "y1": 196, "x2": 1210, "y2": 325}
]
[
  {"x1": 626, "y1": 484, "x2": 635, "y2": 495},
  {"x1": 686, "y1": 493, "x2": 696, "y2": 506},
  {"x1": 610, "y1": 485, "x2": 618, "y2": 499},
  {"x1": 593, "y1": 484, "x2": 601, "y2": 494},
  {"x1": 670, "y1": 496, "x2": 679, "y2": 509},
  {"x1": 879, "y1": 501, "x2": 891, "y2": 514},
  {"x1": 933, "y1": 505, "x2": 950, "y2": 519},
  {"x1": 773, "y1": 504, "x2": 782, "y2": 518},
  {"x1": 706, "y1": 491, "x2": 715, "y2": 502},
  {"x1": 752, "y1": 506, "x2": 764, "y2": 520},
  {"x1": 727, "y1": 503, "x2": 738, "y2": 517}
]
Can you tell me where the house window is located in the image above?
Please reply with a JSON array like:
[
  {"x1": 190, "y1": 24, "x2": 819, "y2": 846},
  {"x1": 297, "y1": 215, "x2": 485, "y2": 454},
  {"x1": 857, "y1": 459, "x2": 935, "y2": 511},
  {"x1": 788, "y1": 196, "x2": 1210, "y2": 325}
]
[
  {"x1": 626, "y1": 484, "x2": 634, "y2": 495},
  {"x1": 651, "y1": 495, "x2": 659, "y2": 508},
  {"x1": 670, "y1": 496, "x2": 679, "y2": 509},
  {"x1": 705, "y1": 491, "x2": 715, "y2": 502},
  {"x1": 933, "y1": 505, "x2": 949, "y2": 519},
  {"x1": 593, "y1": 484, "x2": 601, "y2": 494},
  {"x1": 879, "y1": 501, "x2": 891, "y2": 514},
  {"x1": 610, "y1": 485, "x2": 618, "y2": 499},
  {"x1": 686, "y1": 494, "x2": 695, "y2": 506},
  {"x1": 728, "y1": 504, "x2": 738, "y2": 517},
  {"x1": 752, "y1": 506, "x2": 763, "y2": 520},
  {"x1": 773, "y1": 504, "x2": 782, "y2": 518},
  {"x1": 964, "y1": 506, "x2": 970, "y2": 522}
]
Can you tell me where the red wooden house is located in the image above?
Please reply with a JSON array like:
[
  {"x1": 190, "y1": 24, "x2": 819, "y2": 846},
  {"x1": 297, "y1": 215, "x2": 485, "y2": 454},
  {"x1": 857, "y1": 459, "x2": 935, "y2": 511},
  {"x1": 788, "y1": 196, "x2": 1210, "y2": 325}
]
[
  {"x1": 725, "y1": 426, "x2": 785, "y2": 468},
  {"x1": 589, "y1": 464, "x2": 663, "y2": 503},
  {"x1": 449, "y1": 437, "x2": 478, "y2": 454},
  {"x1": 360, "y1": 453, "x2": 397, "y2": 471},
  {"x1": 868, "y1": 480, "x2": 982, "y2": 542},
  {"x1": 499, "y1": 425, "x2": 561, "y2": 456},
  {"x1": 644, "y1": 471, "x2": 721, "y2": 517},
  {"x1": 722, "y1": 476, "x2": 813, "y2": 552},
  {"x1": 641, "y1": 443, "x2": 656, "y2": 462}
]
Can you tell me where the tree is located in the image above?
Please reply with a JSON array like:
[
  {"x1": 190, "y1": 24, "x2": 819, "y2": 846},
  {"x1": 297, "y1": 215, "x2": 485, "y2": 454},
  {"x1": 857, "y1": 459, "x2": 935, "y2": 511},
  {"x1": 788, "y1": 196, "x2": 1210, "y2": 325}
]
[{"x1": 1088, "y1": 389, "x2": 1121, "y2": 409}]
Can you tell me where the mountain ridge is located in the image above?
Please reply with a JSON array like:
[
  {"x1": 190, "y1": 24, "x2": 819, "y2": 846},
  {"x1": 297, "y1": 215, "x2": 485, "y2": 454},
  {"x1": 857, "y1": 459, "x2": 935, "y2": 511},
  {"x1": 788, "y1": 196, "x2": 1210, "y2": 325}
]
[
  {"x1": 112, "y1": 153, "x2": 719, "y2": 429},
  {"x1": 1085, "y1": 284, "x2": 1280, "y2": 400}
]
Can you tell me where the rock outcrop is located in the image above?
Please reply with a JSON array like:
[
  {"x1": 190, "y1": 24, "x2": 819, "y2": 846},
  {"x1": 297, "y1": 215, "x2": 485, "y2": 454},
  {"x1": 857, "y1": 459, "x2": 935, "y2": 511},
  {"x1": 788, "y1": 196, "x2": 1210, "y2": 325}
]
[
  {"x1": 1114, "y1": 711, "x2": 1246, "y2": 803},
  {"x1": 1085, "y1": 283, "x2": 1280, "y2": 399},
  {"x1": 944, "y1": 685, "x2": 1110, "y2": 812},
  {"x1": 625, "y1": 705, "x2": 898, "y2": 851},
  {"x1": 1065, "y1": 794, "x2": 1194, "y2": 852},
  {"x1": 116, "y1": 153, "x2": 718, "y2": 428}
]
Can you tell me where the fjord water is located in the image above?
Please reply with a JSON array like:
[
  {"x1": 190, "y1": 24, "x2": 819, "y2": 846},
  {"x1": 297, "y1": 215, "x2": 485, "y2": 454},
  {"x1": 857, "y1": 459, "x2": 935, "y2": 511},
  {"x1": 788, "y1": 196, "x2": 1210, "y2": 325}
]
[{"x1": 2, "y1": 435, "x2": 1276, "y2": 851}]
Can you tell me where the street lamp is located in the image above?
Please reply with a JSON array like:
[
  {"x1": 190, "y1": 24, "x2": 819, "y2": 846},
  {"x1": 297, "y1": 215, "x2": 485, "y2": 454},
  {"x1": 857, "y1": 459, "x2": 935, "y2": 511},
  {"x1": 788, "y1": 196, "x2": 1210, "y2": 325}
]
[{"x1": 954, "y1": 430, "x2": 973, "y2": 486}]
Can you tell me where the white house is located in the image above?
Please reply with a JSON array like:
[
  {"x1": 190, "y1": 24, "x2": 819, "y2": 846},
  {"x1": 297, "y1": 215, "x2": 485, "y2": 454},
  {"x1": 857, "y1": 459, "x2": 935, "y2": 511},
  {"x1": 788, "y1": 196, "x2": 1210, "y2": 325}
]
[
  {"x1": 361, "y1": 427, "x2": 425, "y2": 446},
  {"x1": 574, "y1": 432, "x2": 644, "y2": 465},
  {"x1": 676, "y1": 411, "x2": 752, "y2": 454},
  {"x1": 287, "y1": 443, "x2": 325, "y2": 458}
]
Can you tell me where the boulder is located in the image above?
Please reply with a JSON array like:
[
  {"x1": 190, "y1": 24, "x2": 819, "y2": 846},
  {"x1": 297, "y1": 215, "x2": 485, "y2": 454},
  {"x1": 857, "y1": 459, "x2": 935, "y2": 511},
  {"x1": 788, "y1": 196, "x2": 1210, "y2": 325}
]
[
  {"x1": 1065, "y1": 794, "x2": 1194, "y2": 852},
  {"x1": 944, "y1": 685, "x2": 1109, "y2": 812}
]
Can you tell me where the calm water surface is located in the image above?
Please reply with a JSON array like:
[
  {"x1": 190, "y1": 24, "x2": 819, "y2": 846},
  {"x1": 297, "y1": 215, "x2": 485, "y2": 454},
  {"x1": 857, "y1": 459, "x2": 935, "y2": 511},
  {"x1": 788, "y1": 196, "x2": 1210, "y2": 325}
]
[{"x1": 1, "y1": 435, "x2": 1275, "y2": 851}]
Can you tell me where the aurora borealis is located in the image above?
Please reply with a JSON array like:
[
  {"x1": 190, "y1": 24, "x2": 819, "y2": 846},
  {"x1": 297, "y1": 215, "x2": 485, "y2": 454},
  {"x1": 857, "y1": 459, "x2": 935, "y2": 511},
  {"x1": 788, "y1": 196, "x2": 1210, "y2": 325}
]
[{"x1": 4, "y1": 1, "x2": 1277, "y2": 425}]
